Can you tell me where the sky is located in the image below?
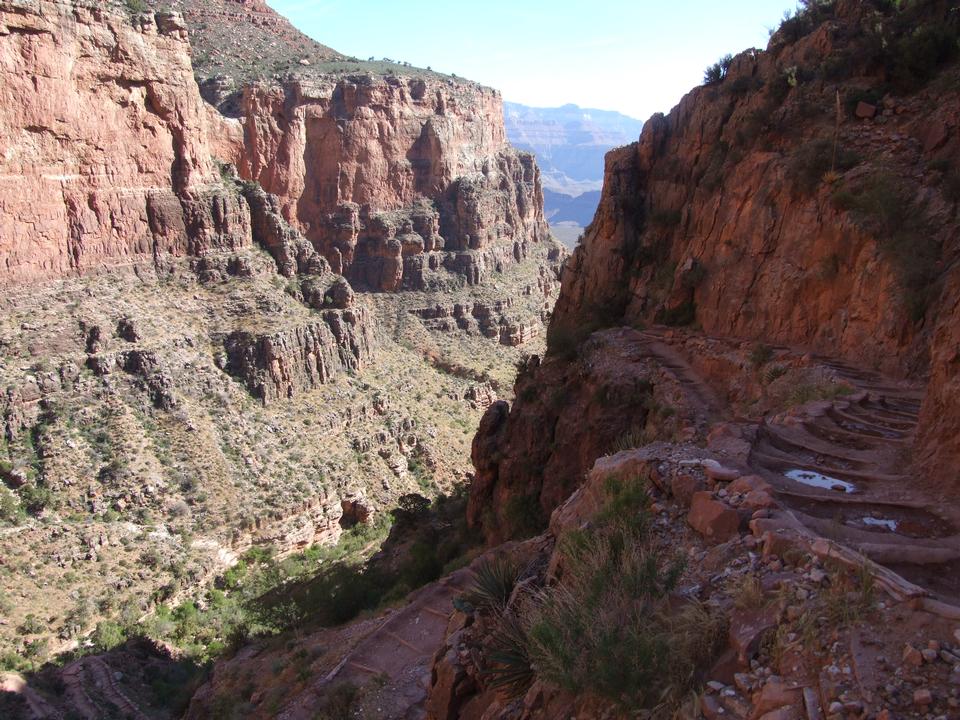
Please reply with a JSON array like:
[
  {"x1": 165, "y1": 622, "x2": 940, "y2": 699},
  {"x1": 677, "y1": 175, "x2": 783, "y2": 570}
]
[{"x1": 268, "y1": 0, "x2": 800, "y2": 121}]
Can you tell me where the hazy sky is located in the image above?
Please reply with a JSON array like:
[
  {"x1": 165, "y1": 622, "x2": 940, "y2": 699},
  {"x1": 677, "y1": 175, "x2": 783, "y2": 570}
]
[{"x1": 268, "y1": 1, "x2": 799, "y2": 121}]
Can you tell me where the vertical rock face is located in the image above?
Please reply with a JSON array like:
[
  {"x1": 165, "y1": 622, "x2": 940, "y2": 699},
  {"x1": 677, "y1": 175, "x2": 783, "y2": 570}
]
[
  {"x1": 223, "y1": 306, "x2": 376, "y2": 404},
  {"x1": 0, "y1": 0, "x2": 251, "y2": 283},
  {"x1": 549, "y1": 0, "x2": 958, "y2": 381},
  {"x1": 226, "y1": 77, "x2": 549, "y2": 290},
  {"x1": 472, "y1": 0, "x2": 960, "y2": 531}
]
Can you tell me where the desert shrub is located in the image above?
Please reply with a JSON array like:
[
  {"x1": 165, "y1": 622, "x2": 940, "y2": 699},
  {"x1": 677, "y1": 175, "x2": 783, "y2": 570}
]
[
  {"x1": 610, "y1": 424, "x2": 650, "y2": 454},
  {"x1": 703, "y1": 54, "x2": 733, "y2": 85},
  {"x1": 820, "y1": 51, "x2": 852, "y2": 81},
  {"x1": 19, "y1": 614, "x2": 46, "y2": 635},
  {"x1": 728, "y1": 74, "x2": 762, "y2": 96},
  {"x1": 832, "y1": 171, "x2": 938, "y2": 320},
  {"x1": 391, "y1": 492, "x2": 430, "y2": 526},
  {"x1": 315, "y1": 683, "x2": 360, "y2": 720},
  {"x1": 497, "y1": 476, "x2": 725, "y2": 710},
  {"x1": 504, "y1": 494, "x2": 547, "y2": 539},
  {"x1": 749, "y1": 343, "x2": 775, "y2": 368},
  {"x1": 0, "y1": 488, "x2": 22, "y2": 524},
  {"x1": 463, "y1": 558, "x2": 520, "y2": 613},
  {"x1": 775, "y1": 1, "x2": 833, "y2": 44},
  {"x1": 659, "y1": 299, "x2": 696, "y2": 327},
  {"x1": 125, "y1": 0, "x2": 148, "y2": 13},
  {"x1": 790, "y1": 139, "x2": 860, "y2": 195},
  {"x1": 92, "y1": 620, "x2": 127, "y2": 651},
  {"x1": 889, "y1": 24, "x2": 959, "y2": 91},
  {"x1": 763, "y1": 365, "x2": 789, "y2": 384},
  {"x1": 787, "y1": 382, "x2": 854, "y2": 407}
]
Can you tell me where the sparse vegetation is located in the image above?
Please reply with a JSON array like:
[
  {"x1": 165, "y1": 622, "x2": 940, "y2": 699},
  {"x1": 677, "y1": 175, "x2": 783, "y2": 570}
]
[
  {"x1": 749, "y1": 343, "x2": 775, "y2": 368},
  {"x1": 462, "y1": 558, "x2": 520, "y2": 613},
  {"x1": 832, "y1": 170, "x2": 939, "y2": 320},
  {"x1": 124, "y1": 0, "x2": 148, "y2": 13},
  {"x1": 485, "y1": 476, "x2": 725, "y2": 711},
  {"x1": 503, "y1": 494, "x2": 547, "y2": 539},
  {"x1": 703, "y1": 54, "x2": 733, "y2": 85},
  {"x1": 786, "y1": 381, "x2": 855, "y2": 407},
  {"x1": 789, "y1": 138, "x2": 860, "y2": 195}
]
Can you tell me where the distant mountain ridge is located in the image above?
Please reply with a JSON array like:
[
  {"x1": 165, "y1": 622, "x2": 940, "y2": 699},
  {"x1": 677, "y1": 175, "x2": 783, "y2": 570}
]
[{"x1": 503, "y1": 101, "x2": 644, "y2": 196}]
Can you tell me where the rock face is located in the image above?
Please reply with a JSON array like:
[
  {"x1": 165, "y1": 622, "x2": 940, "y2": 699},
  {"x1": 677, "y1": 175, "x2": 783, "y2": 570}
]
[
  {"x1": 468, "y1": 330, "x2": 664, "y2": 543},
  {"x1": 0, "y1": 0, "x2": 251, "y2": 283},
  {"x1": 223, "y1": 307, "x2": 376, "y2": 404},
  {"x1": 551, "y1": 0, "x2": 958, "y2": 381},
  {"x1": 223, "y1": 76, "x2": 549, "y2": 291},
  {"x1": 473, "y1": 0, "x2": 960, "y2": 527}
]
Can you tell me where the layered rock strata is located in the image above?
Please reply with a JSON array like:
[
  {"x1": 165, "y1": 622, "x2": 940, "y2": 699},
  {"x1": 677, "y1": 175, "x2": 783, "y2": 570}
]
[
  {"x1": 0, "y1": 0, "x2": 250, "y2": 283},
  {"x1": 223, "y1": 307, "x2": 376, "y2": 404}
]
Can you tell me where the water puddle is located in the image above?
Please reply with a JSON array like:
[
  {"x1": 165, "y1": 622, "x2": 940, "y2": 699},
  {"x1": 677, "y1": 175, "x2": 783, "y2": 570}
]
[
  {"x1": 785, "y1": 469, "x2": 857, "y2": 493},
  {"x1": 861, "y1": 517, "x2": 898, "y2": 532}
]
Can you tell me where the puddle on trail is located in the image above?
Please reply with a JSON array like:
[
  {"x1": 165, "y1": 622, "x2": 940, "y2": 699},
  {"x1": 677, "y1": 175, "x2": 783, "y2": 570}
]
[
  {"x1": 861, "y1": 517, "x2": 898, "y2": 531},
  {"x1": 785, "y1": 469, "x2": 857, "y2": 493}
]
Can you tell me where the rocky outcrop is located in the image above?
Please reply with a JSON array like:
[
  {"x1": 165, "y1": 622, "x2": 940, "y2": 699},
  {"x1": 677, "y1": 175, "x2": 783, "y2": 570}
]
[
  {"x1": 412, "y1": 298, "x2": 541, "y2": 346},
  {"x1": 468, "y1": 330, "x2": 661, "y2": 543},
  {"x1": 551, "y1": 0, "x2": 959, "y2": 379},
  {"x1": 475, "y1": 0, "x2": 960, "y2": 531},
  {"x1": 0, "y1": 0, "x2": 252, "y2": 283},
  {"x1": 222, "y1": 74, "x2": 550, "y2": 290},
  {"x1": 222, "y1": 306, "x2": 376, "y2": 404}
]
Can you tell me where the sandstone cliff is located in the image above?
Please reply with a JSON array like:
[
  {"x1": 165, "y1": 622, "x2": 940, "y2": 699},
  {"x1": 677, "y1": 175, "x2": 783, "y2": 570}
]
[
  {"x1": 222, "y1": 76, "x2": 548, "y2": 291},
  {"x1": 472, "y1": 0, "x2": 960, "y2": 540},
  {"x1": 0, "y1": 0, "x2": 251, "y2": 283},
  {"x1": 147, "y1": 0, "x2": 552, "y2": 292}
]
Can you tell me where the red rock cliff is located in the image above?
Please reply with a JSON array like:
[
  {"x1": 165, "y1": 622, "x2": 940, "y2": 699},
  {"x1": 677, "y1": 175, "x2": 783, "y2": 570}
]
[
  {"x1": 223, "y1": 76, "x2": 548, "y2": 291},
  {"x1": 472, "y1": 0, "x2": 960, "y2": 536},
  {"x1": 552, "y1": 1, "x2": 958, "y2": 377},
  {"x1": 0, "y1": 0, "x2": 251, "y2": 283}
]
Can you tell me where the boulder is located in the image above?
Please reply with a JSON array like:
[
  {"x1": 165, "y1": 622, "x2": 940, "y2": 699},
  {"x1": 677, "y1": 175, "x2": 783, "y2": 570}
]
[
  {"x1": 688, "y1": 492, "x2": 740, "y2": 543},
  {"x1": 855, "y1": 101, "x2": 877, "y2": 119}
]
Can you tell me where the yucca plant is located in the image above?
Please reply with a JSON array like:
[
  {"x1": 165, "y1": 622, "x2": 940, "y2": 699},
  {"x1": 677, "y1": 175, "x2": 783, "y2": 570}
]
[
  {"x1": 461, "y1": 557, "x2": 520, "y2": 613},
  {"x1": 482, "y1": 611, "x2": 534, "y2": 697}
]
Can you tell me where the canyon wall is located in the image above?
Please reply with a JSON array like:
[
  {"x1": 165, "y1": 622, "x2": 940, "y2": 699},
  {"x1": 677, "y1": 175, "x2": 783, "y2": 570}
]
[
  {"x1": 224, "y1": 77, "x2": 549, "y2": 291},
  {"x1": 551, "y1": 1, "x2": 958, "y2": 377},
  {"x1": 472, "y1": 0, "x2": 960, "y2": 537},
  {"x1": 0, "y1": 0, "x2": 252, "y2": 283}
]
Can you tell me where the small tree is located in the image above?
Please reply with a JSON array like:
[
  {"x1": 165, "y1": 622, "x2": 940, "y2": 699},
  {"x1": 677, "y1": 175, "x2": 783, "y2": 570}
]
[{"x1": 703, "y1": 54, "x2": 734, "y2": 84}]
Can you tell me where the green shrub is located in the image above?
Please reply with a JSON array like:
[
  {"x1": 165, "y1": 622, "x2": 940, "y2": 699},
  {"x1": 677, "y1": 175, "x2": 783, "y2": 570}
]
[
  {"x1": 504, "y1": 494, "x2": 546, "y2": 539},
  {"x1": 92, "y1": 620, "x2": 126, "y2": 651},
  {"x1": 495, "y1": 476, "x2": 725, "y2": 710},
  {"x1": 18, "y1": 483, "x2": 53, "y2": 516},
  {"x1": 890, "y1": 24, "x2": 959, "y2": 91},
  {"x1": 775, "y1": 1, "x2": 832, "y2": 44},
  {"x1": 0, "y1": 488, "x2": 22, "y2": 525},
  {"x1": 125, "y1": 0, "x2": 148, "y2": 13},
  {"x1": 463, "y1": 558, "x2": 519, "y2": 613}
]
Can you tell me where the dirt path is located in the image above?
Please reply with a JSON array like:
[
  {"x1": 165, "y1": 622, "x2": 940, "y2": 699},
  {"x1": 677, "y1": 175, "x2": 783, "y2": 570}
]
[
  {"x1": 276, "y1": 567, "x2": 473, "y2": 720},
  {"x1": 746, "y1": 358, "x2": 960, "y2": 604}
]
